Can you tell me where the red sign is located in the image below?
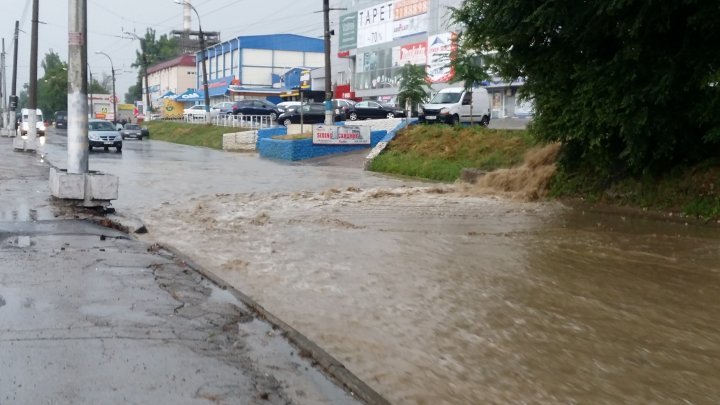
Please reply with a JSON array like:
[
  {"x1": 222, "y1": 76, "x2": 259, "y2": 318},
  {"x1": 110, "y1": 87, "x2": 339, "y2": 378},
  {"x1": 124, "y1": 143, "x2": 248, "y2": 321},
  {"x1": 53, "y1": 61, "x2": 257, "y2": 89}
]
[{"x1": 337, "y1": 50, "x2": 350, "y2": 58}]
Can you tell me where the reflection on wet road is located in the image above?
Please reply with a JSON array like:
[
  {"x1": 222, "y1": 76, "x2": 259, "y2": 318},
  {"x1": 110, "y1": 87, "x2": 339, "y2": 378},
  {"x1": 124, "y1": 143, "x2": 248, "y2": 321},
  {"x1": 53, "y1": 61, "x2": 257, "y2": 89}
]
[{"x1": 43, "y1": 128, "x2": 720, "y2": 404}]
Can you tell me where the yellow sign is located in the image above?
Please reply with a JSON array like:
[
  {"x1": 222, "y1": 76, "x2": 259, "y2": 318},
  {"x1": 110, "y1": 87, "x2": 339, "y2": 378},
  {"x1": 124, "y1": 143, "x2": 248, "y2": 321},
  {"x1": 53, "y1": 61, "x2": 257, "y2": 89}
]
[
  {"x1": 118, "y1": 103, "x2": 134, "y2": 111},
  {"x1": 162, "y1": 99, "x2": 184, "y2": 119}
]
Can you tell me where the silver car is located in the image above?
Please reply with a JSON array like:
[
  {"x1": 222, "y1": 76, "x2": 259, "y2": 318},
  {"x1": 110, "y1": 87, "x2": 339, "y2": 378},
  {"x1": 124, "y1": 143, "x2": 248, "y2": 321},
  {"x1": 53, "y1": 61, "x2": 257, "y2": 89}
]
[
  {"x1": 88, "y1": 119, "x2": 122, "y2": 152},
  {"x1": 120, "y1": 123, "x2": 144, "y2": 140}
]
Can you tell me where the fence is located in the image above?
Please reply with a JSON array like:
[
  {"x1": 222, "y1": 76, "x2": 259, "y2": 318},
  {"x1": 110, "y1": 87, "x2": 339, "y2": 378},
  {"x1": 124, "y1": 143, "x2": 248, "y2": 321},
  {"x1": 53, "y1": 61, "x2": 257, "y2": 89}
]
[{"x1": 171, "y1": 114, "x2": 277, "y2": 129}]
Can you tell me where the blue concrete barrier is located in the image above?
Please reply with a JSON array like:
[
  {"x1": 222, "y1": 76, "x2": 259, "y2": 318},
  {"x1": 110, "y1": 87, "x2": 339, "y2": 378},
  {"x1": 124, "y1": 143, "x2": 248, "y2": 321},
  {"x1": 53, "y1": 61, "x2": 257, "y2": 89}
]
[{"x1": 257, "y1": 127, "x2": 387, "y2": 161}]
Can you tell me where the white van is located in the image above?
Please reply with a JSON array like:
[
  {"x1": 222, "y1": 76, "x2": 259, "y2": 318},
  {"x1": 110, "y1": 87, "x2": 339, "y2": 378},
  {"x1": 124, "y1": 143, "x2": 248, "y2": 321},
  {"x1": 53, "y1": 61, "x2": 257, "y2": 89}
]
[
  {"x1": 419, "y1": 87, "x2": 491, "y2": 126},
  {"x1": 18, "y1": 108, "x2": 46, "y2": 136}
]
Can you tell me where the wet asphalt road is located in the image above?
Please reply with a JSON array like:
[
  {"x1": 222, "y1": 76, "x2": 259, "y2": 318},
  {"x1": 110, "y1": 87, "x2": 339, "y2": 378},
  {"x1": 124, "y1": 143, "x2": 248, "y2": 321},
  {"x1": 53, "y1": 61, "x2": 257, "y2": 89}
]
[{"x1": 0, "y1": 136, "x2": 363, "y2": 404}]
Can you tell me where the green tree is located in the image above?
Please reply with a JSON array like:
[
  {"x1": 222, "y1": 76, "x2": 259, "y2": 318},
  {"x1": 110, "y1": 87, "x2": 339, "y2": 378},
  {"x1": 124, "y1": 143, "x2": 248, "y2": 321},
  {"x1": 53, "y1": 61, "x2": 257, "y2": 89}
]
[
  {"x1": 37, "y1": 50, "x2": 69, "y2": 114},
  {"x1": 448, "y1": 33, "x2": 490, "y2": 124},
  {"x1": 396, "y1": 63, "x2": 429, "y2": 117},
  {"x1": 451, "y1": 0, "x2": 720, "y2": 176}
]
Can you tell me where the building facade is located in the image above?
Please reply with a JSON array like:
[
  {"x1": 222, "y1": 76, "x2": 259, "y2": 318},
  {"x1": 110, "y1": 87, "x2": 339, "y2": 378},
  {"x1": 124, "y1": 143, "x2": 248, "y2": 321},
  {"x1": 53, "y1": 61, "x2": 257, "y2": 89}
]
[
  {"x1": 330, "y1": 0, "x2": 531, "y2": 118},
  {"x1": 195, "y1": 34, "x2": 324, "y2": 103},
  {"x1": 146, "y1": 54, "x2": 197, "y2": 103}
]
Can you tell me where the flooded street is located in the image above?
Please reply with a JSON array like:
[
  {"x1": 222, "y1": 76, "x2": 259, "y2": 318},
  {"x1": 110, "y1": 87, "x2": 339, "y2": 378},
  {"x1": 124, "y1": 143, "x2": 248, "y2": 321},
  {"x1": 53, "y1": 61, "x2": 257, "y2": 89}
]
[
  {"x1": 42, "y1": 130, "x2": 720, "y2": 403},
  {"x1": 143, "y1": 187, "x2": 720, "y2": 404}
]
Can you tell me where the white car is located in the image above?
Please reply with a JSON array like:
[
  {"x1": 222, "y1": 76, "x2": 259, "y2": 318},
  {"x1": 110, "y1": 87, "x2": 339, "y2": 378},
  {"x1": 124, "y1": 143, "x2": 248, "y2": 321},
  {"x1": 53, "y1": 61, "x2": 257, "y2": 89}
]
[
  {"x1": 276, "y1": 101, "x2": 302, "y2": 114},
  {"x1": 183, "y1": 104, "x2": 209, "y2": 119},
  {"x1": 17, "y1": 108, "x2": 46, "y2": 136}
]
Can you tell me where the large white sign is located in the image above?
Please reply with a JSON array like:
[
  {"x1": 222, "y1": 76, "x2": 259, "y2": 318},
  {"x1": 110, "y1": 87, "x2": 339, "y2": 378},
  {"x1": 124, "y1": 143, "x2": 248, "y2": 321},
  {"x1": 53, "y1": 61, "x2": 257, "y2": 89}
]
[
  {"x1": 393, "y1": 40, "x2": 427, "y2": 66},
  {"x1": 392, "y1": 13, "x2": 428, "y2": 39},
  {"x1": 357, "y1": 1, "x2": 394, "y2": 48},
  {"x1": 313, "y1": 125, "x2": 372, "y2": 145},
  {"x1": 427, "y1": 32, "x2": 456, "y2": 83}
]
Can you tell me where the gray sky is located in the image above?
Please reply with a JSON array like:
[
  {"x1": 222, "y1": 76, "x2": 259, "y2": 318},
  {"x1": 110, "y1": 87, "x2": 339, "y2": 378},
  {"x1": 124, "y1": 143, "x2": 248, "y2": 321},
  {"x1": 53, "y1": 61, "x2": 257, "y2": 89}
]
[{"x1": 1, "y1": 0, "x2": 327, "y2": 99}]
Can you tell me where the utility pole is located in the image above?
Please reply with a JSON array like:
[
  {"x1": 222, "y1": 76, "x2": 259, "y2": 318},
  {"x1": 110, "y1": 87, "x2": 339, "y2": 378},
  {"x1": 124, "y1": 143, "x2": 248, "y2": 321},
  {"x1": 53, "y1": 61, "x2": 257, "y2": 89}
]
[
  {"x1": 68, "y1": 0, "x2": 89, "y2": 173},
  {"x1": 323, "y1": 0, "x2": 332, "y2": 125},
  {"x1": 174, "y1": 1, "x2": 210, "y2": 123},
  {"x1": 9, "y1": 21, "x2": 19, "y2": 133},
  {"x1": 96, "y1": 52, "x2": 116, "y2": 125},
  {"x1": 26, "y1": 0, "x2": 40, "y2": 149},
  {"x1": 1, "y1": 38, "x2": 6, "y2": 129}
]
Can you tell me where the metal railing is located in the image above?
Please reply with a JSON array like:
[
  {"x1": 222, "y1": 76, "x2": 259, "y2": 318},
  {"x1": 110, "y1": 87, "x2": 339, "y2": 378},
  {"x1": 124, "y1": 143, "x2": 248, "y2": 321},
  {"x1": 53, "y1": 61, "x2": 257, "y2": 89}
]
[{"x1": 178, "y1": 114, "x2": 276, "y2": 129}]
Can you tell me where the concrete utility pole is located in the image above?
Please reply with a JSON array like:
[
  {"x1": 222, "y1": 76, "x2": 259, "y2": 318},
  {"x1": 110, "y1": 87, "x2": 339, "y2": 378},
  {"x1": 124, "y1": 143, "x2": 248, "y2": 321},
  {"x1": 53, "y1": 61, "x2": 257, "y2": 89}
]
[
  {"x1": 125, "y1": 31, "x2": 152, "y2": 115},
  {"x1": 68, "y1": 0, "x2": 89, "y2": 173},
  {"x1": 175, "y1": 0, "x2": 210, "y2": 123},
  {"x1": 96, "y1": 51, "x2": 116, "y2": 125},
  {"x1": 26, "y1": 0, "x2": 40, "y2": 149},
  {"x1": 1, "y1": 38, "x2": 6, "y2": 129},
  {"x1": 323, "y1": 0, "x2": 332, "y2": 125}
]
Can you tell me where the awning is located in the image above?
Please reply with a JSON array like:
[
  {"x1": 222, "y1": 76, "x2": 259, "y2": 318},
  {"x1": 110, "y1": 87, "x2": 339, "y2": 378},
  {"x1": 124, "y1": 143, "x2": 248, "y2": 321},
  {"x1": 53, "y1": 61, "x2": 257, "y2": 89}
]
[
  {"x1": 201, "y1": 76, "x2": 233, "y2": 97},
  {"x1": 174, "y1": 89, "x2": 204, "y2": 102},
  {"x1": 228, "y1": 85, "x2": 284, "y2": 96},
  {"x1": 157, "y1": 90, "x2": 176, "y2": 99}
]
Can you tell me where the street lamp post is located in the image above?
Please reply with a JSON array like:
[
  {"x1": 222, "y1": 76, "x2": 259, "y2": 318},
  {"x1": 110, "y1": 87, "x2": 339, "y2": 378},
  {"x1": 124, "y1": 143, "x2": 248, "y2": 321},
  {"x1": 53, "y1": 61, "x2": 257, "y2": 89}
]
[
  {"x1": 95, "y1": 51, "x2": 116, "y2": 125},
  {"x1": 124, "y1": 31, "x2": 152, "y2": 116},
  {"x1": 174, "y1": 0, "x2": 210, "y2": 123}
]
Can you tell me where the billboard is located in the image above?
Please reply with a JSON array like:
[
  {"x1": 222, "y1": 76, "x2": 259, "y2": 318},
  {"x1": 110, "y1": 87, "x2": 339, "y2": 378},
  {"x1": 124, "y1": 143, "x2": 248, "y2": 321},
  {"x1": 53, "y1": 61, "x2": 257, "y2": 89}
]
[
  {"x1": 393, "y1": 40, "x2": 427, "y2": 66},
  {"x1": 357, "y1": 1, "x2": 394, "y2": 48},
  {"x1": 339, "y1": 12, "x2": 358, "y2": 51},
  {"x1": 427, "y1": 32, "x2": 456, "y2": 83},
  {"x1": 392, "y1": 0, "x2": 428, "y2": 39},
  {"x1": 313, "y1": 124, "x2": 371, "y2": 145}
]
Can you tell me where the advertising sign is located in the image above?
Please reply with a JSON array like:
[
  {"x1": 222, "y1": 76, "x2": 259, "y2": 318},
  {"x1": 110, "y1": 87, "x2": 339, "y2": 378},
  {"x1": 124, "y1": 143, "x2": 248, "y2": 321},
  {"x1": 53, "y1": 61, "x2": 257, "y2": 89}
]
[
  {"x1": 393, "y1": 13, "x2": 428, "y2": 39},
  {"x1": 393, "y1": 0, "x2": 427, "y2": 19},
  {"x1": 357, "y1": 1, "x2": 394, "y2": 48},
  {"x1": 313, "y1": 124, "x2": 371, "y2": 145},
  {"x1": 161, "y1": 99, "x2": 184, "y2": 119},
  {"x1": 339, "y1": 12, "x2": 358, "y2": 51},
  {"x1": 394, "y1": 40, "x2": 427, "y2": 66},
  {"x1": 427, "y1": 32, "x2": 456, "y2": 83}
]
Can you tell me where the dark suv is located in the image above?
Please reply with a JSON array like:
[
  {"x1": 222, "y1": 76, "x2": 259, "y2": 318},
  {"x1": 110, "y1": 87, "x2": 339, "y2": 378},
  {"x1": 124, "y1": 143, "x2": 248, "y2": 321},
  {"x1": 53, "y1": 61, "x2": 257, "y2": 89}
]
[{"x1": 230, "y1": 99, "x2": 280, "y2": 121}]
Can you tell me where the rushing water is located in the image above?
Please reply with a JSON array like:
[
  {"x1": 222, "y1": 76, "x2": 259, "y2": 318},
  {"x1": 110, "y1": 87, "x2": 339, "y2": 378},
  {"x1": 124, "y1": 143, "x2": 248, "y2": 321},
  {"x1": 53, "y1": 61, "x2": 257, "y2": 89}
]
[{"x1": 144, "y1": 187, "x2": 720, "y2": 404}]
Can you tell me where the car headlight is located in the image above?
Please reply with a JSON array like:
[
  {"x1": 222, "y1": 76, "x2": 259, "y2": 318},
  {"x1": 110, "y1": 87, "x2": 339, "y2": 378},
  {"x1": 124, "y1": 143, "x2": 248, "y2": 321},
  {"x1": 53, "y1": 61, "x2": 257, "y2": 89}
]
[
  {"x1": 440, "y1": 107, "x2": 450, "y2": 114},
  {"x1": 418, "y1": 106, "x2": 424, "y2": 113},
  {"x1": 115, "y1": 134, "x2": 122, "y2": 141},
  {"x1": 89, "y1": 134, "x2": 100, "y2": 141}
]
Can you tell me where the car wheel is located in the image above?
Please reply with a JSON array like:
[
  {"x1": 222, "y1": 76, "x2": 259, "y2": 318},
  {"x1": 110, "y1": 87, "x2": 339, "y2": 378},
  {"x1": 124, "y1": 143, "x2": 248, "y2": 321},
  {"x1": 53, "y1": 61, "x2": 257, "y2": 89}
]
[
  {"x1": 269, "y1": 112, "x2": 278, "y2": 121},
  {"x1": 451, "y1": 114, "x2": 460, "y2": 125},
  {"x1": 481, "y1": 116, "x2": 490, "y2": 126},
  {"x1": 386, "y1": 112, "x2": 395, "y2": 119},
  {"x1": 104, "y1": 146, "x2": 109, "y2": 151},
  {"x1": 116, "y1": 146, "x2": 122, "y2": 153},
  {"x1": 349, "y1": 112, "x2": 358, "y2": 121},
  {"x1": 283, "y1": 118, "x2": 292, "y2": 127}
]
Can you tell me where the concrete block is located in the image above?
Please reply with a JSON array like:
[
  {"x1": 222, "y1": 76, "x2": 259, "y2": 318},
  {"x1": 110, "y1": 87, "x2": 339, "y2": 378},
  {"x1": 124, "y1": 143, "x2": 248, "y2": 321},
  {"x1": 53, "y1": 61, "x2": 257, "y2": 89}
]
[
  {"x1": 222, "y1": 131, "x2": 257, "y2": 151},
  {"x1": 0, "y1": 128, "x2": 16, "y2": 137},
  {"x1": 49, "y1": 168, "x2": 85, "y2": 199},
  {"x1": 87, "y1": 172, "x2": 119, "y2": 200},
  {"x1": 49, "y1": 167, "x2": 119, "y2": 204}
]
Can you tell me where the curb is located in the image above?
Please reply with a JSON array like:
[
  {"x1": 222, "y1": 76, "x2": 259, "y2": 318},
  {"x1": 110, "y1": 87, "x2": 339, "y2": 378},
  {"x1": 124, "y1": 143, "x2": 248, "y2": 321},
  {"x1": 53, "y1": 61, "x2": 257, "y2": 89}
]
[{"x1": 158, "y1": 243, "x2": 391, "y2": 405}]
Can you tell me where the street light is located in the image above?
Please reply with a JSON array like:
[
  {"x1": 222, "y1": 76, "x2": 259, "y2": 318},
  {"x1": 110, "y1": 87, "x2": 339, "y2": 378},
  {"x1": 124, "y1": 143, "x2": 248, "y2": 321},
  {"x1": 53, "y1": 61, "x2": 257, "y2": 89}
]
[
  {"x1": 95, "y1": 51, "x2": 116, "y2": 124},
  {"x1": 124, "y1": 31, "x2": 153, "y2": 116},
  {"x1": 173, "y1": 0, "x2": 210, "y2": 123}
]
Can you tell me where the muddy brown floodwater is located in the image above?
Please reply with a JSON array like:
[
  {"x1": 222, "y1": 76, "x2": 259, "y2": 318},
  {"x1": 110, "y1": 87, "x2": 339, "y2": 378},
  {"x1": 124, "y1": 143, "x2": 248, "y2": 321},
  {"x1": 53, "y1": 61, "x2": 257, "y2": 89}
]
[{"x1": 141, "y1": 185, "x2": 720, "y2": 404}]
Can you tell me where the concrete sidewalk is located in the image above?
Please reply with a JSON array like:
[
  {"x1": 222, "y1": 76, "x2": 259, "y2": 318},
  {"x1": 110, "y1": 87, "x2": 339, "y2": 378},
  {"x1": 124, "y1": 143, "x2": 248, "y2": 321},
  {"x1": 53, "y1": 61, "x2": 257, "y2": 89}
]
[{"x1": 0, "y1": 138, "x2": 366, "y2": 404}]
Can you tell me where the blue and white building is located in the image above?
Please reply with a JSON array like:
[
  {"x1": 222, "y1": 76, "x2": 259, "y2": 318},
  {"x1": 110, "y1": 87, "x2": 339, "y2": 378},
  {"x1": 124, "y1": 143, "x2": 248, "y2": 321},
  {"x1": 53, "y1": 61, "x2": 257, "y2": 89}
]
[{"x1": 195, "y1": 34, "x2": 325, "y2": 104}]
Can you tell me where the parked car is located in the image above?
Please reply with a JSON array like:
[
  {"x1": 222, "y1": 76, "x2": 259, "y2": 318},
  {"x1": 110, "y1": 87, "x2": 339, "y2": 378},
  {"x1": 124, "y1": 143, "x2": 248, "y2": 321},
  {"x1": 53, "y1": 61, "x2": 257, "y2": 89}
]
[
  {"x1": 183, "y1": 104, "x2": 208, "y2": 120},
  {"x1": 88, "y1": 119, "x2": 122, "y2": 152},
  {"x1": 276, "y1": 103, "x2": 344, "y2": 126},
  {"x1": 230, "y1": 99, "x2": 280, "y2": 121},
  {"x1": 418, "y1": 87, "x2": 491, "y2": 126},
  {"x1": 54, "y1": 111, "x2": 67, "y2": 129},
  {"x1": 141, "y1": 125, "x2": 150, "y2": 138},
  {"x1": 276, "y1": 101, "x2": 302, "y2": 114},
  {"x1": 345, "y1": 101, "x2": 405, "y2": 120},
  {"x1": 332, "y1": 98, "x2": 356, "y2": 120},
  {"x1": 17, "y1": 108, "x2": 46, "y2": 136},
  {"x1": 120, "y1": 123, "x2": 144, "y2": 140},
  {"x1": 211, "y1": 101, "x2": 234, "y2": 116}
]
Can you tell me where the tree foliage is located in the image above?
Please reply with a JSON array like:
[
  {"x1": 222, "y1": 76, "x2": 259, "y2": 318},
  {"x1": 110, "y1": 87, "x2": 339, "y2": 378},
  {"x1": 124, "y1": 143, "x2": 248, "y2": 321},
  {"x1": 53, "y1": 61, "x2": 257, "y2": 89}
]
[
  {"x1": 128, "y1": 28, "x2": 180, "y2": 105},
  {"x1": 451, "y1": 0, "x2": 720, "y2": 176},
  {"x1": 37, "y1": 51, "x2": 68, "y2": 114},
  {"x1": 396, "y1": 63, "x2": 429, "y2": 114}
]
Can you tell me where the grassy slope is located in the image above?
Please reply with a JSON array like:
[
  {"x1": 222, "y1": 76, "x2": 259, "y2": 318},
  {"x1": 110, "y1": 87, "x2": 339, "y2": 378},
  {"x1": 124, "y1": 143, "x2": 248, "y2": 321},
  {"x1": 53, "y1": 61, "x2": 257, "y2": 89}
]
[
  {"x1": 370, "y1": 124, "x2": 720, "y2": 219},
  {"x1": 369, "y1": 124, "x2": 536, "y2": 182},
  {"x1": 144, "y1": 121, "x2": 248, "y2": 150}
]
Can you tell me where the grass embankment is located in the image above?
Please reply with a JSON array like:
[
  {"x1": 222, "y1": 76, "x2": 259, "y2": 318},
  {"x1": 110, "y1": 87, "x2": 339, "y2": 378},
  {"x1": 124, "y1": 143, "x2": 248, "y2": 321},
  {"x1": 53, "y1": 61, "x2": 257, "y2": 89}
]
[
  {"x1": 370, "y1": 124, "x2": 720, "y2": 220},
  {"x1": 369, "y1": 124, "x2": 536, "y2": 182},
  {"x1": 144, "y1": 121, "x2": 248, "y2": 150}
]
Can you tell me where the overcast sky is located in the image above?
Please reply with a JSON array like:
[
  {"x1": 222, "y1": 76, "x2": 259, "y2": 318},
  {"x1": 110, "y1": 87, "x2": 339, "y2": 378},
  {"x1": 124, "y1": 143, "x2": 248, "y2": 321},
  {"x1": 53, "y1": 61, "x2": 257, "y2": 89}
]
[{"x1": 1, "y1": 0, "x2": 327, "y2": 99}]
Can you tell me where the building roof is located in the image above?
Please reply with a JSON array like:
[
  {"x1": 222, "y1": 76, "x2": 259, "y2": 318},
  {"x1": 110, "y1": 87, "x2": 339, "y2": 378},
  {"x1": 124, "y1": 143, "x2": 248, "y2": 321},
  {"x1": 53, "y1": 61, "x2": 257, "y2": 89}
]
[
  {"x1": 201, "y1": 34, "x2": 324, "y2": 56},
  {"x1": 147, "y1": 54, "x2": 196, "y2": 75}
]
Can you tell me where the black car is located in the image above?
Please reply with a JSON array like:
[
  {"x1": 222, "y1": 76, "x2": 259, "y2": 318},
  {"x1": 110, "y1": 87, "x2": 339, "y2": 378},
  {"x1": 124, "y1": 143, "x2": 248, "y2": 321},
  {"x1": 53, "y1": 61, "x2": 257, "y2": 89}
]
[
  {"x1": 120, "y1": 123, "x2": 144, "y2": 140},
  {"x1": 345, "y1": 101, "x2": 405, "y2": 120},
  {"x1": 230, "y1": 99, "x2": 280, "y2": 121},
  {"x1": 54, "y1": 111, "x2": 67, "y2": 129},
  {"x1": 276, "y1": 103, "x2": 343, "y2": 126}
]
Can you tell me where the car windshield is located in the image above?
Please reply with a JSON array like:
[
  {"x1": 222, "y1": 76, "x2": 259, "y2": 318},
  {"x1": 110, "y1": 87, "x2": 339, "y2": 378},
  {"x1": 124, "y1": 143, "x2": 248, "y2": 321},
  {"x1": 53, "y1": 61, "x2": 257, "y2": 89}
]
[
  {"x1": 89, "y1": 121, "x2": 116, "y2": 131},
  {"x1": 429, "y1": 92, "x2": 462, "y2": 104},
  {"x1": 125, "y1": 124, "x2": 140, "y2": 130}
]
